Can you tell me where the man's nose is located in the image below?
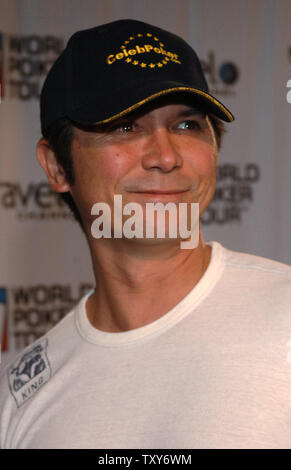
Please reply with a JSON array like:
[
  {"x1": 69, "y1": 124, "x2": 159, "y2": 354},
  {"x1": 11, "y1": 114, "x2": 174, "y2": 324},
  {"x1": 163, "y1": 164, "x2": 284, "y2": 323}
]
[{"x1": 141, "y1": 128, "x2": 182, "y2": 172}]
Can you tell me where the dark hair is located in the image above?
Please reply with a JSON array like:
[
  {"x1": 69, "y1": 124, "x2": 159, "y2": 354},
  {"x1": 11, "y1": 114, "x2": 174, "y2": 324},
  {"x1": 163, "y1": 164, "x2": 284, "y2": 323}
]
[
  {"x1": 207, "y1": 114, "x2": 226, "y2": 150},
  {"x1": 42, "y1": 112, "x2": 225, "y2": 232}
]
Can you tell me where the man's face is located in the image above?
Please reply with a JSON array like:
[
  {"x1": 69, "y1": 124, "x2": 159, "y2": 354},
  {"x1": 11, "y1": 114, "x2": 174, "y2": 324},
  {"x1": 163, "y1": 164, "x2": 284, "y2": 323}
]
[{"x1": 69, "y1": 98, "x2": 217, "y2": 241}]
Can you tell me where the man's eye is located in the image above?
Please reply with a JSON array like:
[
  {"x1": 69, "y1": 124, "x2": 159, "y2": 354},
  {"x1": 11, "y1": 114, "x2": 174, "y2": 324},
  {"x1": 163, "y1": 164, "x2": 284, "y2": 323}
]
[
  {"x1": 177, "y1": 120, "x2": 202, "y2": 131},
  {"x1": 120, "y1": 122, "x2": 135, "y2": 133},
  {"x1": 110, "y1": 121, "x2": 135, "y2": 133}
]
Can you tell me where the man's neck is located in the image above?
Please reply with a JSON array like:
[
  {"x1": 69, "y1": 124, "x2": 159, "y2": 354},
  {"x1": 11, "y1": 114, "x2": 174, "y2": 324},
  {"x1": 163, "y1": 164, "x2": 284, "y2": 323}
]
[{"x1": 86, "y1": 231, "x2": 211, "y2": 332}]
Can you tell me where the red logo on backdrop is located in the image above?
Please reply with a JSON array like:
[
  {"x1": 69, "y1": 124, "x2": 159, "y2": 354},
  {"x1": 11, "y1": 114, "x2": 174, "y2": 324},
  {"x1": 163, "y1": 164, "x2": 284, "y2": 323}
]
[{"x1": 0, "y1": 288, "x2": 8, "y2": 352}]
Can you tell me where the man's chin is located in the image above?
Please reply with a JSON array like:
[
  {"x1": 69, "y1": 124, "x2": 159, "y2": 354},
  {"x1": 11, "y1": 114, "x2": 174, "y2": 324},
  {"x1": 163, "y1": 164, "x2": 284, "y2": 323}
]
[{"x1": 119, "y1": 233, "x2": 199, "y2": 251}]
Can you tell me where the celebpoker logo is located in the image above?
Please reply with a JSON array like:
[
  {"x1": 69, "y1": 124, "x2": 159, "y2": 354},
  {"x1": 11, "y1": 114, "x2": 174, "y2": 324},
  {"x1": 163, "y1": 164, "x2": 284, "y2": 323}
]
[
  {"x1": 0, "y1": 32, "x2": 63, "y2": 100},
  {"x1": 201, "y1": 51, "x2": 239, "y2": 96},
  {"x1": 106, "y1": 31, "x2": 181, "y2": 69}
]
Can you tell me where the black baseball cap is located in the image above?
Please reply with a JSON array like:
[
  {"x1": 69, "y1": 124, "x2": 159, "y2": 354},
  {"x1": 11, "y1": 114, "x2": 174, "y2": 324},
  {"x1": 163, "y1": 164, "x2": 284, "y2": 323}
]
[{"x1": 40, "y1": 19, "x2": 234, "y2": 134}]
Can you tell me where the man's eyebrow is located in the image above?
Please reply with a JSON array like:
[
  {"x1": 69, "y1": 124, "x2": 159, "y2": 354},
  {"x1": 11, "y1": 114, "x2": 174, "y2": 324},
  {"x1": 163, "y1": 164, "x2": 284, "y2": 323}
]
[{"x1": 176, "y1": 107, "x2": 206, "y2": 118}]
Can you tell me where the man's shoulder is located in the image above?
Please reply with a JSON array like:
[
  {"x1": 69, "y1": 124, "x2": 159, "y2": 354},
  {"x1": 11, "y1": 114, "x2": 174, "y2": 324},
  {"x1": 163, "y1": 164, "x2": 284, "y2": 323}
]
[
  {"x1": 211, "y1": 242, "x2": 291, "y2": 303},
  {"x1": 0, "y1": 292, "x2": 92, "y2": 448},
  {"x1": 220, "y1": 243, "x2": 291, "y2": 277}
]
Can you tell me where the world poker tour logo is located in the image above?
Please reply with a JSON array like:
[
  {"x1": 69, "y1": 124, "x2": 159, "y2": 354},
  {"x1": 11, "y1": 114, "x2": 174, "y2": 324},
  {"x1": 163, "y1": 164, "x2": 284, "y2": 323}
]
[
  {"x1": 0, "y1": 181, "x2": 73, "y2": 221},
  {"x1": 1, "y1": 283, "x2": 93, "y2": 352},
  {"x1": 0, "y1": 32, "x2": 63, "y2": 100},
  {"x1": 201, "y1": 51, "x2": 239, "y2": 96},
  {"x1": 202, "y1": 163, "x2": 260, "y2": 225}
]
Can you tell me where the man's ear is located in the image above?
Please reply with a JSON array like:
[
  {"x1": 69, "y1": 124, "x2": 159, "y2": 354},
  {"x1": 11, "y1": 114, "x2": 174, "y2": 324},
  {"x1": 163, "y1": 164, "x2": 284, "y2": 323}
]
[{"x1": 36, "y1": 138, "x2": 70, "y2": 192}]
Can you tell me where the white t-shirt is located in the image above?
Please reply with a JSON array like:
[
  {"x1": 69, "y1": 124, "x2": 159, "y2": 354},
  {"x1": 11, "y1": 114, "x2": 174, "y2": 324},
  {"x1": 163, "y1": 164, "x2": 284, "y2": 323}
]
[{"x1": 0, "y1": 241, "x2": 291, "y2": 449}]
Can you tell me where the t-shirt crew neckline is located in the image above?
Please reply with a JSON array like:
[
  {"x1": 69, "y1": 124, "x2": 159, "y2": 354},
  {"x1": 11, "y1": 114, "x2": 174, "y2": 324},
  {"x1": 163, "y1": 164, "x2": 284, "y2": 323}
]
[{"x1": 75, "y1": 241, "x2": 225, "y2": 348}]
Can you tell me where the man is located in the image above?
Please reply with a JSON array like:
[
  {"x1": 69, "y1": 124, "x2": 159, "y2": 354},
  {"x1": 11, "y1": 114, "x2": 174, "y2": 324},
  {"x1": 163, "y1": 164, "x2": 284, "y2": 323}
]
[{"x1": 0, "y1": 19, "x2": 290, "y2": 449}]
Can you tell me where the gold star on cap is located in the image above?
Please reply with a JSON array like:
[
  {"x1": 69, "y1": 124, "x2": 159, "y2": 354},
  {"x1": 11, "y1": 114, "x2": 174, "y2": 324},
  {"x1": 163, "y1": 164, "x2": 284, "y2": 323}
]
[
  {"x1": 137, "y1": 33, "x2": 143, "y2": 37},
  {"x1": 140, "y1": 62, "x2": 147, "y2": 68},
  {"x1": 157, "y1": 62, "x2": 163, "y2": 67},
  {"x1": 147, "y1": 33, "x2": 152, "y2": 37},
  {"x1": 154, "y1": 37, "x2": 159, "y2": 41},
  {"x1": 149, "y1": 63, "x2": 155, "y2": 68},
  {"x1": 129, "y1": 36, "x2": 134, "y2": 40},
  {"x1": 133, "y1": 60, "x2": 139, "y2": 65},
  {"x1": 126, "y1": 58, "x2": 132, "y2": 63}
]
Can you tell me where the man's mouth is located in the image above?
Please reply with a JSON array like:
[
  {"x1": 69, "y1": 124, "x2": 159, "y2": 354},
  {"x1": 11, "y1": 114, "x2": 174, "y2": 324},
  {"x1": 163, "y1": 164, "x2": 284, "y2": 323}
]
[{"x1": 129, "y1": 189, "x2": 189, "y2": 194}]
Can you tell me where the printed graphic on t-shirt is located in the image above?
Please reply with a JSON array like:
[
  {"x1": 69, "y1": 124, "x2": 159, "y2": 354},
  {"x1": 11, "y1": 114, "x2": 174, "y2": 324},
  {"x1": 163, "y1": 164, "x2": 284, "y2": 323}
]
[{"x1": 7, "y1": 338, "x2": 51, "y2": 407}]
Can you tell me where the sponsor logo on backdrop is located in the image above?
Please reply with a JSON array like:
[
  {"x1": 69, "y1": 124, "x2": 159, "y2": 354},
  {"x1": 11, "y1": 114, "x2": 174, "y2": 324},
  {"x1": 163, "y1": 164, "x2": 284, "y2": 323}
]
[
  {"x1": 202, "y1": 163, "x2": 260, "y2": 225},
  {"x1": 1, "y1": 283, "x2": 93, "y2": 352},
  {"x1": 0, "y1": 181, "x2": 74, "y2": 220},
  {"x1": 201, "y1": 52, "x2": 239, "y2": 96},
  {"x1": 8, "y1": 338, "x2": 51, "y2": 407},
  {"x1": 0, "y1": 32, "x2": 63, "y2": 100}
]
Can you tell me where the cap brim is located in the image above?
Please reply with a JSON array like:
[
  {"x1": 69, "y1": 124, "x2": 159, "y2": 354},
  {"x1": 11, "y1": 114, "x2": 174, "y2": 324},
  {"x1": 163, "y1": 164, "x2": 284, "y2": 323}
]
[{"x1": 68, "y1": 81, "x2": 234, "y2": 126}]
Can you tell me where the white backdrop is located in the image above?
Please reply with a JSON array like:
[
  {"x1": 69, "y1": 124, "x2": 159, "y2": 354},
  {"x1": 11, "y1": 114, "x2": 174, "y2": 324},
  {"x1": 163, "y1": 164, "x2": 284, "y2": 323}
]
[{"x1": 1, "y1": 0, "x2": 290, "y2": 367}]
